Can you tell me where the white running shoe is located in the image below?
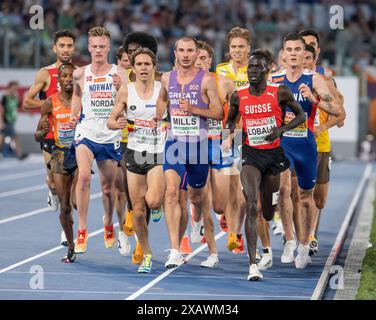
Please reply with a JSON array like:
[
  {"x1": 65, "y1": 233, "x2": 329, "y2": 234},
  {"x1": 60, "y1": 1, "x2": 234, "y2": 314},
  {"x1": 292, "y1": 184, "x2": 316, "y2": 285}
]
[
  {"x1": 60, "y1": 230, "x2": 68, "y2": 247},
  {"x1": 47, "y1": 190, "x2": 59, "y2": 211},
  {"x1": 247, "y1": 264, "x2": 263, "y2": 281},
  {"x1": 201, "y1": 254, "x2": 219, "y2": 268},
  {"x1": 295, "y1": 244, "x2": 312, "y2": 269},
  {"x1": 165, "y1": 249, "x2": 184, "y2": 269},
  {"x1": 258, "y1": 248, "x2": 273, "y2": 271},
  {"x1": 190, "y1": 219, "x2": 204, "y2": 243},
  {"x1": 118, "y1": 231, "x2": 131, "y2": 256},
  {"x1": 281, "y1": 240, "x2": 296, "y2": 263},
  {"x1": 273, "y1": 218, "x2": 284, "y2": 235}
]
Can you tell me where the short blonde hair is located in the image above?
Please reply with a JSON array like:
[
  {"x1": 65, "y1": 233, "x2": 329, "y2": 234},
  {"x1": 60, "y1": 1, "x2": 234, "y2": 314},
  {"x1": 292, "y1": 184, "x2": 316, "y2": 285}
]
[
  {"x1": 227, "y1": 27, "x2": 251, "y2": 46},
  {"x1": 88, "y1": 27, "x2": 111, "y2": 40}
]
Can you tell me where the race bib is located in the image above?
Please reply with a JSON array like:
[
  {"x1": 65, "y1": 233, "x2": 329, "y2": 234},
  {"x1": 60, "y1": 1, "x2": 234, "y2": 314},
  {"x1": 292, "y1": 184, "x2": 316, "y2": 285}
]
[
  {"x1": 90, "y1": 91, "x2": 115, "y2": 118},
  {"x1": 314, "y1": 109, "x2": 320, "y2": 127},
  {"x1": 171, "y1": 109, "x2": 199, "y2": 136},
  {"x1": 246, "y1": 116, "x2": 277, "y2": 146},
  {"x1": 57, "y1": 123, "x2": 75, "y2": 147},
  {"x1": 283, "y1": 112, "x2": 308, "y2": 138},
  {"x1": 208, "y1": 119, "x2": 222, "y2": 139},
  {"x1": 131, "y1": 119, "x2": 167, "y2": 150}
]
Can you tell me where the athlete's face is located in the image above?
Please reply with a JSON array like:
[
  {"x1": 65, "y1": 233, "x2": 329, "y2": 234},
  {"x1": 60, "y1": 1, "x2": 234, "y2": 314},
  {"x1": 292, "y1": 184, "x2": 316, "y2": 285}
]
[
  {"x1": 229, "y1": 37, "x2": 250, "y2": 64},
  {"x1": 88, "y1": 36, "x2": 110, "y2": 63},
  {"x1": 118, "y1": 52, "x2": 131, "y2": 69},
  {"x1": 302, "y1": 35, "x2": 320, "y2": 59},
  {"x1": 284, "y1": 40, "x2": 305, "y2": 67},
  {"x1": 53, "y1": 37, "x2": 75, "y2": 63},
  {"x1": 195, "y1": 49, "x2": 212, "y2": 71},
  {"x1": 303, "y1": 51, "x2": 315, "y2": 71},
  {"x1": 132, "y1": 54, "x2": 155, "y2": 82},
  {"x1": 248, "y1": 56, "x2": 269, "y2": 85},
  {"x1": 59, "y1": 67, "x2": 74, "y2": 93},
  {"x1": 174, "y1": 40, "x2": 198, "y2": 69}
]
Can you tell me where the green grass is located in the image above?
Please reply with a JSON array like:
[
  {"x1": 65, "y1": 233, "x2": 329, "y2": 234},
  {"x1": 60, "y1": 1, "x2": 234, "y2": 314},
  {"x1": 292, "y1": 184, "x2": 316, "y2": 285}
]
[{"x1": 356, "y1": 199, "x2": 376, "y2": 300}]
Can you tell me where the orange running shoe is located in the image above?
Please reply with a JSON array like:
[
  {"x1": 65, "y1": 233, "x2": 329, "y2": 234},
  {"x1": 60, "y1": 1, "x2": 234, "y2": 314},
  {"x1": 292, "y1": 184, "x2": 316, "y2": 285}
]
[
  {"x1": 227, "y1": 232, "x2": 239, "y2": 251},
  {"x1": 180, "y1": 235, "x2": 193, "y2": 255},
  {"x1": 123, "y1": 209, "x2": 135, "y2": 236},
  {"x1": 75, "y1": 229, "x2": 88, "y2": 254},
  {"x1": 132, "y1": 241, "x2": 143, "y2": 265},
  {"x1": 104, "y1": 225, "x2": 116, "y2": 248},
  {"x1": 232, "y1": 234, "x2": 245, "y2": 254},
  {"x1": 219, "y1": 214, "x2": 228, "y2": 232}
]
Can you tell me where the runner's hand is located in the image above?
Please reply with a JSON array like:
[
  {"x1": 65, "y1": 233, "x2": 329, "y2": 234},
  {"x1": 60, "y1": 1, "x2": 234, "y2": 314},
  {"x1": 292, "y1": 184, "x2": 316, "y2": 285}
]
[
  {"x1": 265, "y1": 127, "x2": 283, "y2": 142},
  {"x1": 69, "y1": 115, "x2": 78, "y2": 129},
  {"x1": 40, "y1": 120, "x2": 50, "y2": 136},
  {"x1": 113, "y1": 73, "x2": 122, "y2": 90},
  {"x1": 314, "y1": 125, "x2": 325, "y2": 137},
  {"x1": 117, "y1": 113, "x2": 127, "y2": 129},
  {"x1": 180, "y1": 99, "x2": 193, "y2": 114},
  {"x1": 299, "y1": 84, "x2": 317, "y2": 103}
]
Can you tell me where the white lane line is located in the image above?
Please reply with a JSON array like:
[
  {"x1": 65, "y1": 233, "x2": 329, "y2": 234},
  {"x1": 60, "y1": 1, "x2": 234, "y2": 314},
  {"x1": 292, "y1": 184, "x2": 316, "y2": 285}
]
[
  {"x1": 311, "y1": 163, "x2": 373, "y2": 300},
  {"x1": 0, "y1": 289, "x2": 310, "y2": 299},
  {"x1": 0, "y1": 184, "x2": 46, "y2": 198},
  {"x1": 0, "y1": 192, "x2": 102, "y2": 225},
  {"x1": 0, "y1": 175, "x2": 99, "y2": 199},
  {"x1": 0, "y1": 222, "x2": 118, "y2": 274},
  {"x1": 125, "y1": 231, "x2": 226, "y2": 300},
  {"x1": 0, "y1": 169, "x2": 45, "y2": 182}
]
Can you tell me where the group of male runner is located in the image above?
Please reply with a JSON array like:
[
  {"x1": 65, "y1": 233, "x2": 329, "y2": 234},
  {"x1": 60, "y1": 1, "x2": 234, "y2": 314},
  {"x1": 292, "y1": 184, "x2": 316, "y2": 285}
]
[{"x1": 29, "y1": 25, "x2": 345, "y2": 280}]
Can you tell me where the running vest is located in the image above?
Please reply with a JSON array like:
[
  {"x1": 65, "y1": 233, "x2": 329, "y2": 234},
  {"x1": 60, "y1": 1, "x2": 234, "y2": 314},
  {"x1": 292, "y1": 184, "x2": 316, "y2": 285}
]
[
  {"x1": 314, "y1": 65, "x2": 331, "y2": 152},
  {"x1": 207, "y1": 73, "x2": 229, "y2": 140},
  {"x1": 216, "y1": 62, "x2": 248, "y2": 89},
  {"x1": 238, "y1": 84, "x2": 283, "y2": 149},
  {"x1": 39, "y1": 64, "x2": 59, "y2": 140},
  {"x1": 126, "y1": 81, "x2": 167, "y2": 154},
  {"x1": 272, "y1": 69, "x2": 317, "y2": 143},
  {"x1": 168, "y1": 69, "x2": 208, "y2": 141},
  {"x1": 76, "y1": 64, "x2": 121, "y2": 144},
  {"x1": 51, "y1": 93, "x2": 75, "y2": 148}
]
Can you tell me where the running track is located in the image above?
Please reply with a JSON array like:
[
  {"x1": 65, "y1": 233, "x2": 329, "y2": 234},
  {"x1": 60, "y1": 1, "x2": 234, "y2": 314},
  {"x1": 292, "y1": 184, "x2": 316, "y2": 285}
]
[{"x1": 0, "y1": 154, "x2": 369, "y2": 300}]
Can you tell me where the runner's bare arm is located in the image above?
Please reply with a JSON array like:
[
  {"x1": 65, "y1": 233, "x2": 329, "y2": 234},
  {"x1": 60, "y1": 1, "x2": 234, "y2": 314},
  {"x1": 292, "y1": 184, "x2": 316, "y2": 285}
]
[
  {"x1": 34, "y1": 98, "x2": 52, "y2": 142},
  {"x1": 225, "y1": 90, "x2": 240, "y2": 134},
  {"x1": 155, "y1": 73, "x2": 169, "y2": 121},
  {"x1": 69, "y1": 68, "x2": 84, "y2": 124},
  {"x1": 313, "y1": 73, "x2": 341, "y2": 116},
  {"x1": 266, "y1": 85, "x2": 305, "y2": 141},
  {"x1": 107, "y1": 85, "x2": 128, "y2": 130},
  {"x1": 181, "y1": 74, "x2": 223, "y2": 120},
  {"x1": 23, "y1": 69, "x2": 49, "y2": 110}
]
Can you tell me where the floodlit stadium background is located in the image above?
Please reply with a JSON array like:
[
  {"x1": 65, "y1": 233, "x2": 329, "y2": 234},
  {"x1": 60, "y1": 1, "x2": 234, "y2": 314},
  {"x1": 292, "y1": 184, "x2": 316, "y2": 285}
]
[{"x1": 1, "y1": 0, "x2": 376, "y2": 158}]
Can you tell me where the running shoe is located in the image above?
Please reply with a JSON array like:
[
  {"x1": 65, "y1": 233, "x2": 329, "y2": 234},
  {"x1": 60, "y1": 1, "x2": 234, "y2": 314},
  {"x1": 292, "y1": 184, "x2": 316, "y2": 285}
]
[
  {"x1": 60, "y1": 230, "x2": 68, "y2": 247},
  {"x1": 123, "y1": 209, "x2": 135, "y2": 236},
  {"x1": 180, "y1": 235, "x2": 193, "y2": 255},
  {"x1": 75, "y1": 229, "x2": 88, "y2": 254},
  {"x1": 47, "y1": 190, "x2": 59, "y2": 212},
  {"x1": 190, "y1": 218, "x2": 204, "y2": 243},
  {"x1": 165, "y1": 249, "x2": 184, "y2": 269},
  {"x1": 219, "y1": 214, "x2": 228, "y2": 232},
  {"x1": 138, "y1": 254, "x2": 152, "y2": 273},
  {"x1": 309, "y1": 235, "x2": 319, "y2": 256},
  {"x1": 273, "y1": 216, "x2": 284, "y2": 235},
  {"x1": 104, "y1": 224, "x2": 116, "y2": 249},
  {"x1": 132, "y1": 241, "x2": 143, "y2": 265},
  {"x1": 201, "y1": 254, "x2": 219, "y2": 268},
  {"x1": 61, "y1": 249, "x2": 76, "y2": 263},
  {"x1": 118, "y1": 231, "x2": 131, "y2": 256},
  {"x1": 247, "y1": 264, "x2": 263, "y2": 281},
  {"x1": 281, "y1": 240, "x2": 296, "y2": 263},
  {"x1": 295, "y1": 243, "x2": 312, "y2": 269},
  {"x1": 258, "y1": 248, "x2": 273, "y2": 271},
  {"x1": 227, "y1": 232, "x2": 239, "y2": 251},
  {"x1": 232, "y1": 234, "x2": 245, "y2": 254},
  {"x1": 151, "y1": 209, "x2": 162, "y2": 222}
]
